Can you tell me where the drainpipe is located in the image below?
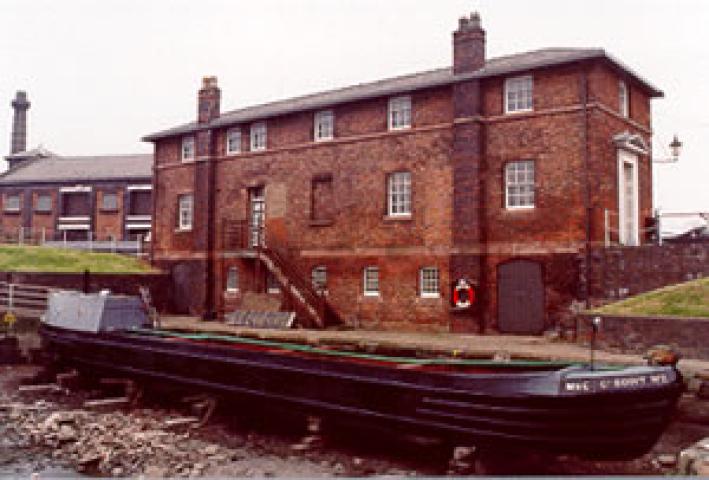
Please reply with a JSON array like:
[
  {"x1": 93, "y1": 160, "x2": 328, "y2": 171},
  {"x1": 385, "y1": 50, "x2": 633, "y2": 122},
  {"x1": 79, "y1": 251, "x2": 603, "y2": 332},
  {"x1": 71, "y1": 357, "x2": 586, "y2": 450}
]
[{"x1": 581, "y1": 68, "x2": 592, "y2": 311}]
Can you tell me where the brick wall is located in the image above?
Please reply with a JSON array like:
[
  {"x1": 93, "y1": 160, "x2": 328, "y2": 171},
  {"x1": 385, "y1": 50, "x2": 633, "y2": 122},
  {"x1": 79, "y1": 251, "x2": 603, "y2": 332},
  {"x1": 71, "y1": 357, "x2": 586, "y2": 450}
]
[
  {"x1": 2, "y1": 270, "x2": 171, "y2": 311},
  {"x1": 585, "y1": 243, "x2": 709, "y2": 302}
]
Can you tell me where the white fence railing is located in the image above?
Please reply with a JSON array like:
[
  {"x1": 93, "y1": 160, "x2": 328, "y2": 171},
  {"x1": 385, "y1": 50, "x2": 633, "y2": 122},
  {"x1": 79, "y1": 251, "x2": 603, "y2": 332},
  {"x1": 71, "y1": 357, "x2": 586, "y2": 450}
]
[{"x1": 0, "y1": 228, "x2": 149, "y2": 256}]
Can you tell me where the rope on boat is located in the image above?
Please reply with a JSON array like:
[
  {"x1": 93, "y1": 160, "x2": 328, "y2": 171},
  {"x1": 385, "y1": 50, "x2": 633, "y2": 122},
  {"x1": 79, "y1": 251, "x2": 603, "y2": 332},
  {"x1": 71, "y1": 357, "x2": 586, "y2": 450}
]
[{"x1": 127, "y1": 328, "x2": 593, "y2": 369}]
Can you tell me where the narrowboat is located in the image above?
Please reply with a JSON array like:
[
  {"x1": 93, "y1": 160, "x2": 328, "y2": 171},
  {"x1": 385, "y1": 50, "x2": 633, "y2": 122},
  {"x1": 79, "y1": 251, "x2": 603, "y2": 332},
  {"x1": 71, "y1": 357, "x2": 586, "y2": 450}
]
[{"x1": 39, "y1": 291, "x2": 683, "y2": 460}]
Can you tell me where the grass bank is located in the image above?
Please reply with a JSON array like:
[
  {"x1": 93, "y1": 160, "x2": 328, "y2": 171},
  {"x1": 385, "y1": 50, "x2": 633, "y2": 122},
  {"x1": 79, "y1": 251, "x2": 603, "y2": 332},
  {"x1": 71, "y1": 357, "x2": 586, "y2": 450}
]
[
  {"x1": 0, "y1": 245, "x2": 154, "y2": 273},
  {"x1": 593, "y1": 277, "x2": 709, "y2": 318}
]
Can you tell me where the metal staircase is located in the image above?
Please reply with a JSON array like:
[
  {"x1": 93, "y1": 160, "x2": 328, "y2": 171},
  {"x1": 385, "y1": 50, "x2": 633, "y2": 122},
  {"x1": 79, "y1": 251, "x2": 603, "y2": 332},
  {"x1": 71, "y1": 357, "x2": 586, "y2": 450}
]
[{"x1": 222, "y1": 220, "x2": 341, "y2": 328}]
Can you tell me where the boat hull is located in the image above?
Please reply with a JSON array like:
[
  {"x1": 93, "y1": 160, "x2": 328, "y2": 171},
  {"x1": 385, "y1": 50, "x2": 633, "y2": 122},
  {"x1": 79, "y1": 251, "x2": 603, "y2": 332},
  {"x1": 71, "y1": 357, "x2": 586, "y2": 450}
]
[{"x1": 39, "y1": 324, "x2": 682, "y2": 460}]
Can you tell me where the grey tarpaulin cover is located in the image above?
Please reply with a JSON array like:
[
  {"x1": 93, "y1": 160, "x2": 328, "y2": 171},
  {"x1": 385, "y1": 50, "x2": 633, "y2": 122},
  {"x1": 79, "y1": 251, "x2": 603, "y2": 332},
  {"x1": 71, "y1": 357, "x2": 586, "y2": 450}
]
[{"x1": 42, "y1": 291, "x2": 150, "y2": 333}]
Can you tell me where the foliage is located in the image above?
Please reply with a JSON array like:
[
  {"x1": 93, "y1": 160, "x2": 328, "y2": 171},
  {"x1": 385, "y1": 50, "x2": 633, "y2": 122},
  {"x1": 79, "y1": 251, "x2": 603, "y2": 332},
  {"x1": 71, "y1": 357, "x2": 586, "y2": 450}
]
[{"x1": 0, "y1": 246, "x2": 154, "y2": 273}]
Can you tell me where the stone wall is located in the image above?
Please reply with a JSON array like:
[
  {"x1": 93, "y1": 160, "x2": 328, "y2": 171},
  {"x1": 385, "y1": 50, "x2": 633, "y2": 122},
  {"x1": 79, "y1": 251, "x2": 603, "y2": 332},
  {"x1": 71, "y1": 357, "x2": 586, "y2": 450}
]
[
  {"x1": 2, "y1": 270, "x2": 171, "y2": 312},
  {"x1": 577, "y1": 313, "x2": 709, "y2": 360}
]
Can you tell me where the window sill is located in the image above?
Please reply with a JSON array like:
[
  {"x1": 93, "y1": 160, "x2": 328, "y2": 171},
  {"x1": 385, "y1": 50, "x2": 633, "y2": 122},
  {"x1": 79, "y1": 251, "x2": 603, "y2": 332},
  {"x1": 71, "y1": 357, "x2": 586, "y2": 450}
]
[
  {"x1": 504, "y1": 108, "x2": 534, "y2": 115},
  {"x1": 224, "y1": 290, "x2": 240, "y2": 297},
  {"x1": 309, "y1": 219, "x2": 334, "y2": 227},
  {"x1": 175, "y1": 227, "x2": 193, "y2": 233},
  {"x1": 180, "y1": 158, "x2": 196, "y2": 164},
  {"x1": 314, "y1": 136, "x2": 334, "y2": 143},
  {"x1": 383, "y1": 214, "x2": 412, "y2": 222},
  {"x1": 505, "y1": 206, "x2": 535, "y2": 212},
  {"x1": 226, "y1": 151, "x2": 241, "y2": 156}
]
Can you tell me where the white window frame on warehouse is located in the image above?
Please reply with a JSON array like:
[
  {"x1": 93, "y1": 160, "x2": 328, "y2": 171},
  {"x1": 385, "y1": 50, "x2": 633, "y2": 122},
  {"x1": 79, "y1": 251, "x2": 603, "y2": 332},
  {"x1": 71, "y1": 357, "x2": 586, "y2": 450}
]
[
  {"x1": 311, "y1": 265, "x2": 328, "y2": 294},
  {"x1": 250, "y1": 122, "x2": 267, "y2": 151},
  {"x1": 4, "y1": 194, "x2": 20, "y2": 212},
  {"x1": 387, "y1": 171, "x2": 412, "y2": 217},
  {"x1": 505, "y1": 160, "x2": 535, "y2": 209},
  {"x1": 314, "y1": 110, "x2": 334, "y2": 141},
  {"x1": 363, "y1": 266, "x2": 380, "y2": 297},
  {"x1": 35, "y1": 194, "x2": 52, "y2": 212},
  {"x1": 177, "y1": 193, "x2": 194, "y2": 231},
  {"x1": 504, "y1": 75, "x2": 533, "y2": 114},
  {"x1": 619, "y1": 80, "x2": 629, "y2": 118},
  {"x1": 226, "y1": 128, "x2": 241, "y2": 155},
  {"x1": 388, "y1": 95, "x2": 411, "y2": 130},
  {"x1": 419, "y1": 266, "x2": 440, "y2": 298},
  {"x1": 225, "y1": 266, "x2": 239, "y2": 293},
  {"x1": 181, "y1": 136, "x2": 195, "y2": 162}
]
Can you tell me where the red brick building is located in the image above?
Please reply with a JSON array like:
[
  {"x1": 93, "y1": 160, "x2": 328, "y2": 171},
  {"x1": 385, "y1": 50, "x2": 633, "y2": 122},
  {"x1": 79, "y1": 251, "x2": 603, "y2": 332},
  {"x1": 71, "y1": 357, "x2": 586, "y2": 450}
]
[
  {"x1": 145, "y1": 13, "x2": 660, "y2": 333},
  {"x1": 2, "y1": 91, "x2": 153, "y2": 245}
]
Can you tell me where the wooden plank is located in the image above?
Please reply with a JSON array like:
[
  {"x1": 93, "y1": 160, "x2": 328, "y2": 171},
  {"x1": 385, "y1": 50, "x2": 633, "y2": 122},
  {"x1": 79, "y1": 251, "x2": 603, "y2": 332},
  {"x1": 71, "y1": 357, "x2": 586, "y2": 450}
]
[
  {"x1": 18, "y1": 384, "x2": 62, "y2": 393},
  {"x1": 83, "y1": 397, "x2": 130, "y2": 408}
]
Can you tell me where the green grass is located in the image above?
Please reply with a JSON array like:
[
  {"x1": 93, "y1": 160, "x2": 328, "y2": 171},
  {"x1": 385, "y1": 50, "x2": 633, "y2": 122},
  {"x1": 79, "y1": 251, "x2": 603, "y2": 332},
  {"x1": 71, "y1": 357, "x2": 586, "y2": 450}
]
[
  {"x1": 0, "y1": 245, "x2": 155, "y2": 273},
  {"x1": 593, "y1": 277, "x2": 709, "y2": 318}
]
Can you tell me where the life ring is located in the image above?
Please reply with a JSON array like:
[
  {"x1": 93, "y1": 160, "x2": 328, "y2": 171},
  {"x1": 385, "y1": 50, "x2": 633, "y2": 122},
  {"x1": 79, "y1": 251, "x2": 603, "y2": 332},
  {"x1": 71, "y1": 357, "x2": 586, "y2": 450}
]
[{"x1": 453, "y1": 279, "x2": 475, "y2": 308}]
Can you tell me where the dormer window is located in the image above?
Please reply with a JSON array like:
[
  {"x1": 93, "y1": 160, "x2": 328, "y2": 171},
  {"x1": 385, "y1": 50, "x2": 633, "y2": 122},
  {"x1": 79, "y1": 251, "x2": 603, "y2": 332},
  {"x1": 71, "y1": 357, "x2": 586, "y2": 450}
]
[
  {"x1": 388, "y1": 96, "x2": 411, "y2": 130},
  {"x1": 504, "y1": 75, "x2": 533, "y2": 114},
  {"x1": 619, "y1": 80, "x2": 629, "y2": 118},
  {"x1": 314, "y1": 110, "x2": 334, "y2": 141},
  {"x1": 250, "y1": 122, "x2": 267, "y2": 151},
  {"x1": 226, "y1": 128, "x2": 241, "y2": 155},
  {"x1": 181, "y1": 136, "x2": 195, "y2": 162}
]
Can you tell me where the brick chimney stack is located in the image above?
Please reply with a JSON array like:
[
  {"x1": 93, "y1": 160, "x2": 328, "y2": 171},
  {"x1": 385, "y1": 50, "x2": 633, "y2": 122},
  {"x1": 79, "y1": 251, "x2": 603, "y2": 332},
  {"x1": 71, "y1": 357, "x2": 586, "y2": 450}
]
[
  {"x1": 10, "y1": 90, "x2": 30, "y2": 154},
  {"x1": 453, "y1": 12, "x2": 486, "y2": 74},
  {"x1": 198, "y1": 76, "x2": 220, "y2": 124}
]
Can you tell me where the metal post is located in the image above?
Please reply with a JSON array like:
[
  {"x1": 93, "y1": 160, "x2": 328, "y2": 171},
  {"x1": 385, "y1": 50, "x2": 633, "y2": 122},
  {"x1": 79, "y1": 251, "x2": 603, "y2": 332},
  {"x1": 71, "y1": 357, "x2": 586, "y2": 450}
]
[
  {"x1": 111, "y1": 236, "x2": 116, "y2": 254},
  {"x1": 8, "y1": 283, "x2": 13, "y2": 312},
  {"x1": 63, "y1": 230, "x2": 67, "y2": 248},
  {"x1": 18, "y1": 227, "x2": 23, "y2": 246},
  {"x1": 41, "y1": 227, "x2": 46, "y2": 245},
  {"x1": 604, "y1": 209, "x2": 610, "y2": 247},
  {"x1": 137, "y1": 234, "x2": 142, "y2": 256},
  {"x1": 88, "y1": 231, "x2": 93, "y2": 252},
  {"x1": 656, "y1": 209, "x2": 663, "y2": 246}
]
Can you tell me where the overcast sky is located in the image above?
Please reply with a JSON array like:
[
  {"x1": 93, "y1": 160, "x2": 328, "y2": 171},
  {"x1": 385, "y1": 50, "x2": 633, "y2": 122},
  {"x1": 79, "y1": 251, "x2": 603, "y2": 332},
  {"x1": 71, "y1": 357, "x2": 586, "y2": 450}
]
[{"x1": 0, "y1": 0, "x2": 707, "y2": 220}]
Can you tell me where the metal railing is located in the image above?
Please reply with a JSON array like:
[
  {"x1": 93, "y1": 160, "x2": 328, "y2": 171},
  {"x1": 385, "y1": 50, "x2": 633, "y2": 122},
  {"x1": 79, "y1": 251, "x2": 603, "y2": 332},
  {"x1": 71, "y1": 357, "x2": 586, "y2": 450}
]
[
  {"x1": 0, "y1": 227, "x2": 149, "y2": 256},
  {"x1": 0, "y1": 282, "x2": 59, "y2": 321},
  {"x1": 603, "y1": 209, "x2": 709, "y2": 247}
]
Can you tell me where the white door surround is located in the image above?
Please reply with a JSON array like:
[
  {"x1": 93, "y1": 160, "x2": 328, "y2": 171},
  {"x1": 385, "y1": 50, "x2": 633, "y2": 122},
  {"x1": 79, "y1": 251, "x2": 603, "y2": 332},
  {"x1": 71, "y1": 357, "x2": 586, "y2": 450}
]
[{"x1": 617, "y1": 149, "x2": 640, "y2": 246}]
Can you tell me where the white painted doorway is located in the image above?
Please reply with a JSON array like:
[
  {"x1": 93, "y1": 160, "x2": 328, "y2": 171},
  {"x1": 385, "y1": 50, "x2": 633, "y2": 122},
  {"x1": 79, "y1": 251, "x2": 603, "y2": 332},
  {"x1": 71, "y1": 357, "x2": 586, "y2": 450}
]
[{"x1": 618, "y1": 149, "x2": 639, "y2": 246}]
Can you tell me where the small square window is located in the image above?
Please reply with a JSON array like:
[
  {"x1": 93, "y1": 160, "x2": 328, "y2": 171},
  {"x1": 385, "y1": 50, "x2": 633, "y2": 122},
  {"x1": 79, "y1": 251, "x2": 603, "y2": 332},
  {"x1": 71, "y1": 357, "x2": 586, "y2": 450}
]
[
  {"x1": 226, "y1": 128, "x2": 241, "y2": 155},
  {"x1": 177, "y1": 193, "x2": 193, "y2": 230},
  {"x1": 388, "y1": 96, "x2": 412, "y2": 130},
  {"x1": 619, "y1": 80, "x2": 629, "y2": 118},
  {"x1": 387, "y1": 171, "x2": 412, "y2": 216},
  {"x1": 102, "y1": 193, "x2": 118, "y2": 211},
  {"x1": 250, "y1": 122, "x2": 267, "y2": 151},
  {"x1": 4, "y1": 194, "x2": 20, "y2": 212},
  {"x1": 35, "y1": 194, "x2": 52, "y2": 212},
  {"x1": 505, "y1": 76, "x2": 533, "y2": 113},
  {"x1": 314, "y1": 110, "x2": 334, "y2": 141},
  {"x1": 311, "y1": 265, "x2": 327, "y2": 294},
  {"x1": 226, "y1": 266, "x2": 239, "y2": 293},
  {"x1": 363, "y1": 266, "x2": 379, "y2": 296},
  {"x1": 505, "y1": 160, "x2": 535, "y2": 209},
  {"x1": 420, "y1": 267, "x2": 440, "y2": 298},
  {"x1": 181, "y1": 136, "x2": 195, "y2": 161}
]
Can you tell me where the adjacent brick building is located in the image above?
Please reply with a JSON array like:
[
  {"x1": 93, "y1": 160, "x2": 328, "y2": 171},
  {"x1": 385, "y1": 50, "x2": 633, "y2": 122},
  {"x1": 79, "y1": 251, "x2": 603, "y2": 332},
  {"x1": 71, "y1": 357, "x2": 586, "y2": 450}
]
[
  {"x1": 144, "y1": 13, "x2": 661, "y2": 333},
  {"x1": 1, "y1": 92, "x2": 153, "y2": 244}
]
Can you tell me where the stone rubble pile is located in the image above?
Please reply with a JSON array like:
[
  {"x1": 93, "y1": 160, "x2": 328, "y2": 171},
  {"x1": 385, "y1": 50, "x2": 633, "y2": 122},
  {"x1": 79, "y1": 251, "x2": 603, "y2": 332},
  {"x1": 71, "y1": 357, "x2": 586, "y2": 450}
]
[
  {"x1": 678, "y1": 437, "x2": 709, "y2": 476},
  {"x1": 1, "y1": 401, "x2": 246, "y2": 477}
]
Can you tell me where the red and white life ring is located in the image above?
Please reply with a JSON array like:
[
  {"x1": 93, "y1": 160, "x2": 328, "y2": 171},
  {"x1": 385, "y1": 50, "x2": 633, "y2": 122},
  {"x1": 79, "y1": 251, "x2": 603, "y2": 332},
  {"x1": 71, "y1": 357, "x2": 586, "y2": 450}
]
[{"x1": 453, "y1": 279, "x2": 475, "y2": 308}]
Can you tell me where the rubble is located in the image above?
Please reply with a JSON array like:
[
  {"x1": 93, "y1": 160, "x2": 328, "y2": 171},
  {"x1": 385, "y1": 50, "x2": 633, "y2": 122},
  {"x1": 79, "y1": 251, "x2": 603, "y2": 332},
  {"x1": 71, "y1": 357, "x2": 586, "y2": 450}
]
[{"x1": 678, "y1": 437, "x2": 709, "y2": 475}]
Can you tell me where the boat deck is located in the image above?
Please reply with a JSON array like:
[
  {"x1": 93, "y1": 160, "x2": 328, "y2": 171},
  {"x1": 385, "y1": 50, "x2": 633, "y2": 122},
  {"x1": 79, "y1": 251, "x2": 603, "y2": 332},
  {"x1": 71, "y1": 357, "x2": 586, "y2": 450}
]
[{"x1": 158, "y1": 316, "x2": 709, "y2": 377}]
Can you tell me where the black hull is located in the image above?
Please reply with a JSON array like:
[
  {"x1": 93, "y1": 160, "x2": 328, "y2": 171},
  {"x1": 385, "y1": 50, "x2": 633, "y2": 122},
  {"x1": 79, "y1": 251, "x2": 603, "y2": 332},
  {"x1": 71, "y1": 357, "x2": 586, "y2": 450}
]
[{"x1": 39, "y1": 325, "x2": 682, "y2": 460}]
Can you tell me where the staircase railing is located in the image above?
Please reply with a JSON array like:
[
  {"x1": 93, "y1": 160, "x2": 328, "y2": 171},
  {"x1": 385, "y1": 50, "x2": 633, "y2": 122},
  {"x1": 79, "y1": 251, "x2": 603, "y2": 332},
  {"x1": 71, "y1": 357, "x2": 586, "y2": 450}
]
[{"x1": 221, "y1": 219, "x2": 341, "y2": 328}]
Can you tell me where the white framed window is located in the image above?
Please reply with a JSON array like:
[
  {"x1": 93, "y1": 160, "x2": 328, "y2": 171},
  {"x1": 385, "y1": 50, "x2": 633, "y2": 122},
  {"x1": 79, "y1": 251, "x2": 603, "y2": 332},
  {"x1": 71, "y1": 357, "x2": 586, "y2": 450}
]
[
  {"x1": 619, "y1": 80, "x2": 629, "y2": 118},
  {"x1": 177, "y1": 193, "x2": 193, "y2": 231},
  {"x1": 102, "y1": 192, "x2": 118, "y2": 211},
  {"x1": 4, "y1": 194, "x2": 20, "y2": 212},
  {"x1": 387, "y1": 171, "x2": 412, "y2": 216},
  {"x1": 266, "y1": 272, "x2": 280, "y2": 293},
  {"x1": 226, "y1": 266, "x2": 239, "y2": 293},
  {"x1": 35, "y1": 194, "x2": 52, "y2": 212},
  {"x1": 226, "y1": 128, "x2": 241, "y2": 155},
  {"x1": 181, "y1": 136, "x2": 195, "y2": 161},
  {"x1": 420, "y1": 267, "x2": 440, "y2": 298},
  {"x1": 250, "y1": 122, "x2": 267, "y2": 151},
  {"x1": 311, "y1": 265, "x2": 327, "y2": 294},
  {"x1": 314, "y1": 110, "x2": 334, "y2": 141},
  {"x1": 505, "y1": 160, "x2": 535, "y2": 209},
  {"x1": 363, "y1": 266, "x2": 379, "y2": 296},
  {"x1": 388, "y1": 95, "x2": 411, "y2": 130},
  {"x1": 504, "y1": 75, "x2": 533, "y2": 114}
]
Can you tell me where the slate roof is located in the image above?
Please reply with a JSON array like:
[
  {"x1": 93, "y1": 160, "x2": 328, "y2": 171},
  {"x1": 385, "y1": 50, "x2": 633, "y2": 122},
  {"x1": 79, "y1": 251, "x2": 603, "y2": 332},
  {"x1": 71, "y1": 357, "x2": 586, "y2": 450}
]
[
  {"x1": 0, "y1": 152, "x2": 152, "y2": 185},
  {"x1": 143, "y1": 47, "x2": 663, "y2": 142}
]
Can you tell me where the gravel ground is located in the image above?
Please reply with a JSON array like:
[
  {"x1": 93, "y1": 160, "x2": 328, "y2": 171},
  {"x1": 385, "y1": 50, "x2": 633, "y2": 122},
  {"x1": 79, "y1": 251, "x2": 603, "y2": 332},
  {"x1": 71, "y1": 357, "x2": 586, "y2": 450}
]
[{"x1": 0, "y1": 364, "x2": 707, "y2": 477}]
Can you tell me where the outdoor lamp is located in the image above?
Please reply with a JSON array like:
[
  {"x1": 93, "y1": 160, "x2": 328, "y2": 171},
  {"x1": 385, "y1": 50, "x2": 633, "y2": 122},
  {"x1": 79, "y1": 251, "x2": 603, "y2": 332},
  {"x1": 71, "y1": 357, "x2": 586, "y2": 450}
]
[{"x1": 654, "y1": 135, "x2": 683, "y2": 163}]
